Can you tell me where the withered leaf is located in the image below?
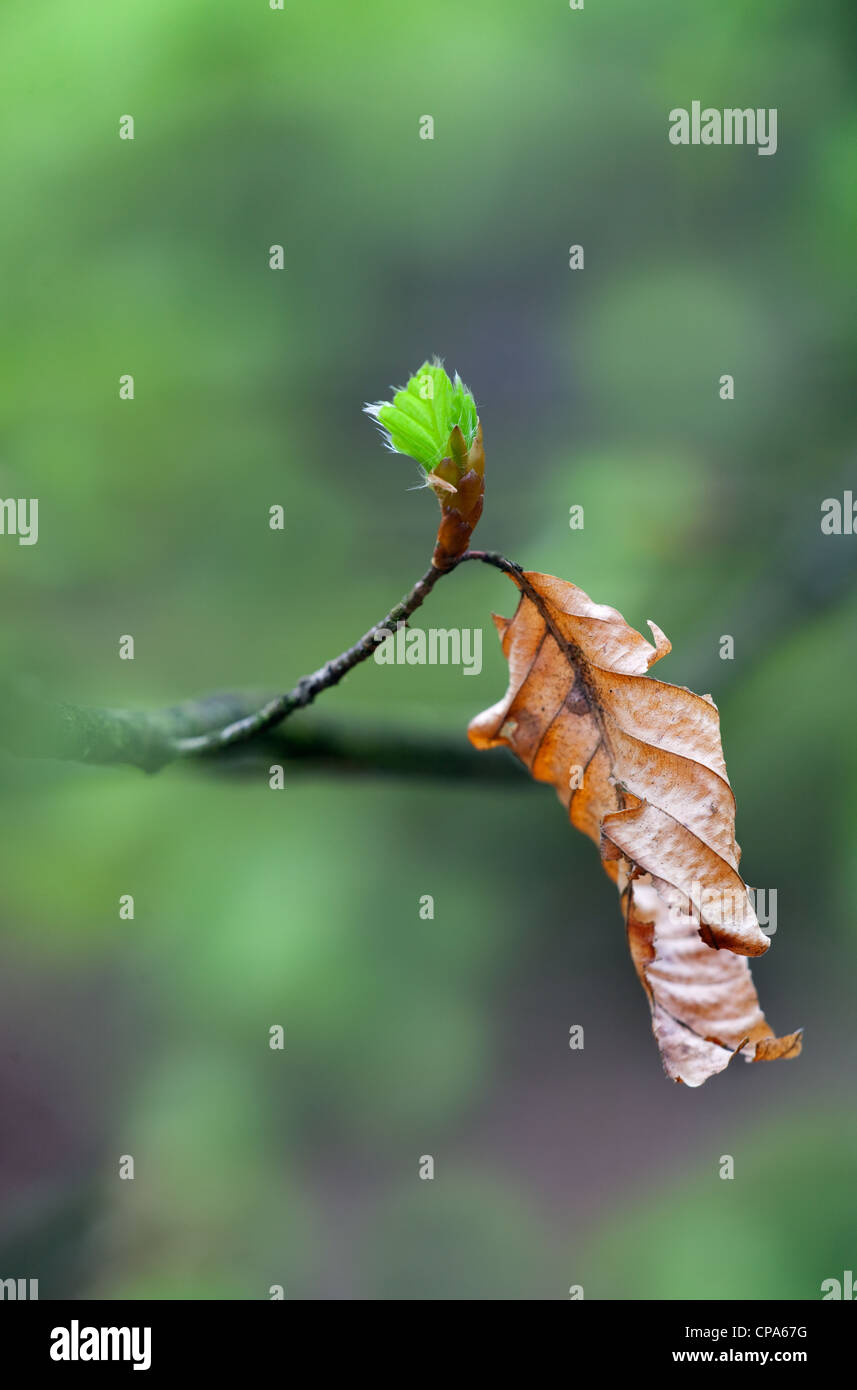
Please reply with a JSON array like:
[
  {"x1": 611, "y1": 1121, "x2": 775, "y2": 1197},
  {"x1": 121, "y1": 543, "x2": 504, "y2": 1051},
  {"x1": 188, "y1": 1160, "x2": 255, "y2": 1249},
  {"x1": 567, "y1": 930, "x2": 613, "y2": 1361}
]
[{"x1": 469, "y1": 570, "x2": 801, "y2": 1086}]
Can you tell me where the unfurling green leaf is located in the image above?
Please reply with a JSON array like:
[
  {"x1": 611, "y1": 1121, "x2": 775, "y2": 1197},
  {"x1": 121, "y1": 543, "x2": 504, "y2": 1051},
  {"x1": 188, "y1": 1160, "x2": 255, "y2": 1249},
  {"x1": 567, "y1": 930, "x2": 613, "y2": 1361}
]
[{"x1": 364, "y1": 359, "x2": 479, "y2": 471}]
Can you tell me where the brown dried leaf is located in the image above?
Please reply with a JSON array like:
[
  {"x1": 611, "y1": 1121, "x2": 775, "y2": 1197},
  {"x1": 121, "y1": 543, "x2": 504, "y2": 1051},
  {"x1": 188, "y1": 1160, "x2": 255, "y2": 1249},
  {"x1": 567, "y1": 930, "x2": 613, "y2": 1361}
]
[
  {"x1": 469, "y1": 569, "x2": 801, "y2": 1086},
  {"x1": 626, "y1": 880, "x2": 802, "y2": 1086}
]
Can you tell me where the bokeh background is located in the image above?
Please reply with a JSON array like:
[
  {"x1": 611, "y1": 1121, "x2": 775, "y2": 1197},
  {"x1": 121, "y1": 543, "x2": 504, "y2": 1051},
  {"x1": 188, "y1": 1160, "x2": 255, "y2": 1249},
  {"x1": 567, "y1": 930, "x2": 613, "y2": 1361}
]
[{"x1": 1, "y1": 0, "x2": 856, "y2": 1300}]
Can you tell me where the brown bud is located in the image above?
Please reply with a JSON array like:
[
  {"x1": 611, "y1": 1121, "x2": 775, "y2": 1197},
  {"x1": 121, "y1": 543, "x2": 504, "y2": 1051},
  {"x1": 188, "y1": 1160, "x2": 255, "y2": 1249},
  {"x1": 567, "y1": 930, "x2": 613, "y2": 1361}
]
[{"x1": 431, "y1": 430, "x2": 485, "y2": 570}]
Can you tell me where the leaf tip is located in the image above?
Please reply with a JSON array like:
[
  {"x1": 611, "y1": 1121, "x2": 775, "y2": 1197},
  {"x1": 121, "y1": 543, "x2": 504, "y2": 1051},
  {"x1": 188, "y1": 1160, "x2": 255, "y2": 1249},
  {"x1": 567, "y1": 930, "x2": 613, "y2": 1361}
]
[{"x1": 646, "y1": 619, "x2": 672, "y2": 663}]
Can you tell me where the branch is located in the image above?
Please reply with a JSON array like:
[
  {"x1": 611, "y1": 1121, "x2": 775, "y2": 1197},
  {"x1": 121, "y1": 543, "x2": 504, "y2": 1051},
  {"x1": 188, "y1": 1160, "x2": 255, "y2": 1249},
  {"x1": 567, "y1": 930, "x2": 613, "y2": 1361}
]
[
  {"x1": 171, "y1": 558, "x2": 449, "y2": 759},
  {"x1": 0, "y1": 551, "x2": 501, "y2": 777},
  {"x1": 202, "y1": 715, "x2": 532, "y2": 785},
  {"x1": 6, "y1": 531, "x2": 854, "y2": 781},
  {"x1": 173, "y1": 550, "x2": 515, "y2": 761},
  {"x1": 0, "y1": 683, "x2": 530, "y2": 785},
  {"x1": 0, "y1": 684, "x2": 264, "y2": 773}
]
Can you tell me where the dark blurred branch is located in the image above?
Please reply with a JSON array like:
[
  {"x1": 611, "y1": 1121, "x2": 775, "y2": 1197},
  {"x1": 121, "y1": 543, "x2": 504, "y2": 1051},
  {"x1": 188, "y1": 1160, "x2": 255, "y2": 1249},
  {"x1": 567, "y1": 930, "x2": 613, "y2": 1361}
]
[
  {"x1": 0, "y1": 682, "x2": 528, "y2": 784},
  {"x1": 4, "y1": 523, "x2": 855, "y2": 782},
  {"x1": 0, "y1": 684, "x2": 259, "y2": 773},
  {"x1": 204, "y1": 714, "x2": 532, "y2": 785},
  {"x1": 0, "y1": 553, "x2": 460, "y2": 774},
  {"x1": 0, "y1": 549, "x2": 516, "y2": 777}
]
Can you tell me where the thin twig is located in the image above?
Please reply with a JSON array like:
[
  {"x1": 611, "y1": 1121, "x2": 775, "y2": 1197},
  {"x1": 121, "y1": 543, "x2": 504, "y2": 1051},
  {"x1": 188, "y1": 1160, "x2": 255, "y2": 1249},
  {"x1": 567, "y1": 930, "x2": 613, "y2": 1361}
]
[
  {"x1": 4, "y1": 534, "x2": 856, "y2": 778},
  {"x1": 0, "y1": 551, "x2": 519, "y2": 774},
  {"x1": 0, "y1": 553, "x2": 495, "y2": 773},
  {"x1": 460, "y1": 549, "x2": 521, "y2": 575},
  {"x1": 173, "y1": 551, "x2": 521, "y2": 759},
  {"x1": 169, "y1": 559, "x2": 452, "y2": 756}
]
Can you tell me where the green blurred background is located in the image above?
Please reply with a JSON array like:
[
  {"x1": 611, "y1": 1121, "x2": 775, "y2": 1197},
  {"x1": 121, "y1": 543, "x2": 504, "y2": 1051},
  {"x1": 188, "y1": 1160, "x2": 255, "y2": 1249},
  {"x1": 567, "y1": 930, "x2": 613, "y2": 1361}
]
[{"x1": 1, "y1": 0, "x2": 856, "y2": 1300}]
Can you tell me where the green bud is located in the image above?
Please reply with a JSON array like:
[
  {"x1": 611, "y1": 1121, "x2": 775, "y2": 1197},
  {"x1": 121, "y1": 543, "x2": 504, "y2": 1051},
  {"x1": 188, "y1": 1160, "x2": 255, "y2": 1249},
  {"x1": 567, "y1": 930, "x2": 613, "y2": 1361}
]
[{"x1": 364, "y1": 359, "x2": 479, "y2": 471}]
